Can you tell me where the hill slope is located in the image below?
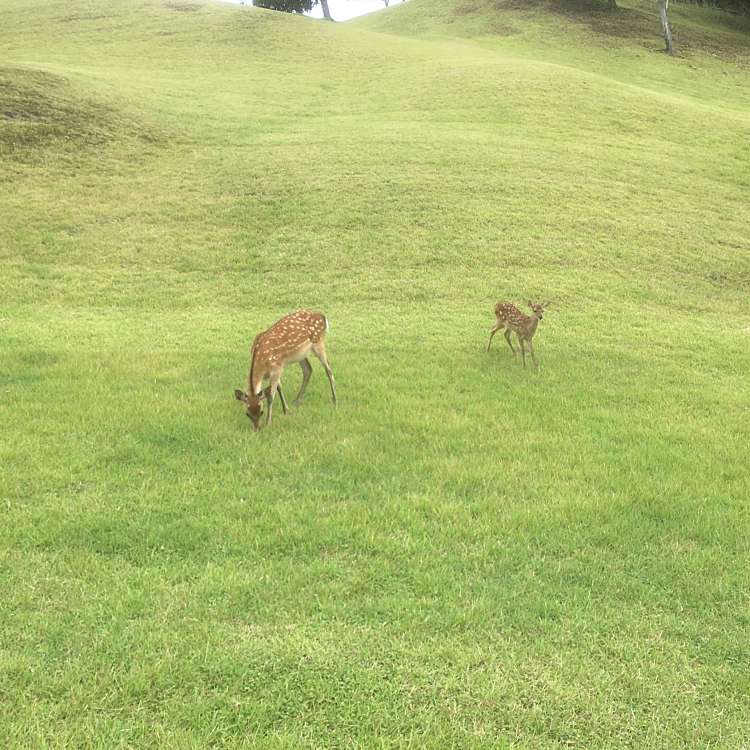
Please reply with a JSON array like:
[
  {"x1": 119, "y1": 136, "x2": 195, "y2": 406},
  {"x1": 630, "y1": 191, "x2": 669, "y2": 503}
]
[{"x1": 1, "y1": 1, "x2": 749, "y2": 747}]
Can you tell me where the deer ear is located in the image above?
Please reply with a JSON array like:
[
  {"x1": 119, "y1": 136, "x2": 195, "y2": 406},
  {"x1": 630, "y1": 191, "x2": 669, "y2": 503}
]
[
  {"x1": 527, "y1": 299, "x2": 533, "y2": 308},
  {"x1": 234, "y1": 389, "x2": 246, "y2": 402},
  {"x1": 544, "y1": 300, "x2": 551, "y2": 307}
]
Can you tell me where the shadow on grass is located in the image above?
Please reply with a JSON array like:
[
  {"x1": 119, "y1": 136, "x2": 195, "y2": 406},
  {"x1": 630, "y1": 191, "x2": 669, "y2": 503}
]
[
  {"x1": 464, "y1": 0, "x2": 750, "y2": 60},
  {"x1": 0, "y1": 67, "x2": 164, "y2": 163}
]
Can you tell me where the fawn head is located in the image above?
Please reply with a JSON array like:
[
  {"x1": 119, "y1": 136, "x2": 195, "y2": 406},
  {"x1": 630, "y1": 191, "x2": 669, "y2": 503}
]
[
  {"x1": 527, "y1": 300, "x2": 550, "y2": 320},
  {"x1": 234, "y1": 389, "x2": 264, "y2": 431}
]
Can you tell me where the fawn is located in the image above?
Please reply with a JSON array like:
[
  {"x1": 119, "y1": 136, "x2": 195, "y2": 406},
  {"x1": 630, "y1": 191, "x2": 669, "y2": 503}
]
[
  {"x1": 487, "y1": 300, "x2": 550, "y2": 369},
  {"x1": 234, "y1": 310, "x2": 337, "y2": 431}
]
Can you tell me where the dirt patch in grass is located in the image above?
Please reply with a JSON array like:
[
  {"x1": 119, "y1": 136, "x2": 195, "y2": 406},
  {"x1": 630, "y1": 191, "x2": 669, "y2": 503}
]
[
  {"x1": 555, "y1": 3, "x2": 658, "y2": 41},
  {"x1": 166, "y1": 2, "x2": 203, "y2": 11},
  {"x1": 672, "y1": 20, "x2": 750, "y2": 64},
  {"x1": 57, "y1": 13, "x2": 109, "y2": 22},
  {"x1": 496, "y1": 0, "x2": 655, "y2": 38},
  {"x1": 493, "y1": 0, "x2": 750, "y2": 60},
  {"x1": 487, "y1": 21, "x2": 520, "y2": 34},
  {"x1": 453, "y1": 2, "x2": 520, "y2": 33},
  {"x1": 553, "y1": 1, "x2": 750, "y2": 60},
  {"x1": 0, "y1": 67, "x2": 163, "y2": 162},
  {"x1": 454, "y1": 1, "x2": 483, "y2": 14}
]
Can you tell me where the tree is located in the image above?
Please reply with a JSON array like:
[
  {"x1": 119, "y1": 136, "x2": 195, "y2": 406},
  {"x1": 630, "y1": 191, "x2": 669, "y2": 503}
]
[
  {"x1": 253, "y1": 0, "x2": 316, "y2": 14},
  {"x1": 658, "y1": 0, "x2": 675, "y2": 54},
  {"x1": 252, "y1": 0, "x2": 332, "y2": 18}
]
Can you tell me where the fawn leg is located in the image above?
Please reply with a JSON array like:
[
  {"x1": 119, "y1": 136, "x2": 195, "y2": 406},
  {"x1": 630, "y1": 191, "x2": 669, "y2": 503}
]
[
  {"x1": 518, "y1": 337, "x2": 527, "y2": 368},
  {"x1": 503, "y1": 328, "x2": 517, "y2": 357},
  {"x1": 312, "y1": 342, "x2": 337, "y2": 406},
  {"x1": 487, "y1": 324, "x2": 501, "y2": 352},
  {"x1": 294, "y1": 358, "x2": 313, "y2": 406},
  {"x1": 528, "y1": 339, "x2": 539, "y2": 370},
  {"x1": 529, "y1": 339, "x2": 539, "y2": 370}
]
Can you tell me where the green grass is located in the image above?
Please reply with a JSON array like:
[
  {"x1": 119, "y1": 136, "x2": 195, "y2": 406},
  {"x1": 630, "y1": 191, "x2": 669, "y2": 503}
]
[{"x1": 1, "y1": 0, "x2": 749, "y2": 746}]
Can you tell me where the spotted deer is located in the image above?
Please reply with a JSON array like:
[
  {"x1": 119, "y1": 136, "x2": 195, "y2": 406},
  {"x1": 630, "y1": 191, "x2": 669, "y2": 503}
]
[
  {"x1": 234, "y1": 310, "x2": 337, "y2": 431},
  {"x1": 487, "y1": 300, "x2": 550, "y2": 369}
]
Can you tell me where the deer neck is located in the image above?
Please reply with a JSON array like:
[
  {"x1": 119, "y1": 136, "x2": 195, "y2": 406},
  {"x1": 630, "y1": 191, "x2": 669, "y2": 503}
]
[
  {"x1": 527, "y1": 315, "x2": 540, "y2": 335},
  {"x1": 248, "y1": 348, "x2": 264, "y2": 401}
]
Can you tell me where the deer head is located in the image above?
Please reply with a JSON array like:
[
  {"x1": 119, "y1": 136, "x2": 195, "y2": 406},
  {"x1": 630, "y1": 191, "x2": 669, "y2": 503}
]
[
  {"x1": 527, "y1": 300, "x2": 550, "y2": 320},
  {"x1": 234, "y1": 388, "x2": 264, "y2": 431}
]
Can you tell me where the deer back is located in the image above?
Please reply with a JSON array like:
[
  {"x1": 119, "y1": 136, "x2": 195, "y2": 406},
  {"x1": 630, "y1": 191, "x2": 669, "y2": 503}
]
[
  {"x1": 494, "y1": 301, "x2": 537, "y2": 338},
  {"x1": 495, "y1": 301, "x2": 525, "y2": 325},
  {"x1": 248, "y1": 310, "x2": 327, "y2": 392}
]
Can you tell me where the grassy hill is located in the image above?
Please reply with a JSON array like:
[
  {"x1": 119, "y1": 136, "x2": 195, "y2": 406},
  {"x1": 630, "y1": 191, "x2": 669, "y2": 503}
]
[{"x1": 1, "y1": 0, "x2": 749, "y2": 746}]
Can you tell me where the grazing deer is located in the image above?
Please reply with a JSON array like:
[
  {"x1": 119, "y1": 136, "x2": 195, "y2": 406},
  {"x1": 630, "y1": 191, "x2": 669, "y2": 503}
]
[
  {"x1": 487, "y1": 300, "x2": 550, "y2": 369},
  {"x1": 234, "y1": 310, "x2": 337, "y2": 431}
]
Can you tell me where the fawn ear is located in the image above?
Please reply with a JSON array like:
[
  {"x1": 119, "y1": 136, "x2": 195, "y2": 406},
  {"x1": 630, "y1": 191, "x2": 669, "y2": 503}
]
[
  {"x1": 544, "y1": 300, "x2": 551, "y2": 307},
  {"x1": 234, "y1": 389, "x2": 246, "y2": 402},
  {"x1": 527, "y1": 299, "x2": 533, "y2": 308}
]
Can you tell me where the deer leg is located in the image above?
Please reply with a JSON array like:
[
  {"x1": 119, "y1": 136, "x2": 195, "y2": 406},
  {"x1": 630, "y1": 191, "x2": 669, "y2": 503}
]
[
  {"x1": 264, "y1": 383, "x2": 288, "y2": 414},
  {"x1": 294, "y1": 358, "x2": 313, "y2": 406},
  {"x1": 277, "y1": 383, "x2": 289, "y2": 414},
  {"x1": 527, "y1": 339, "x2": 539, "y2": 370},
  {"x1": 487, "y1": 324, "x2": 501, "y2": 352},
  {"x1": 312, "y1": 342, "x2": 337, "y2": 406},
  {"x1": 263, "y1": 388, "x2": 289, "y2": 414},
  {"x1": 518, "y1": 336, "x2": 527, "y2": 368},
  {"x1": 503, "y1": 328, "x2": 517, "y2": 358},
  {"x1": 265, "y1": 371, "x2": 282, "y2": 426}
]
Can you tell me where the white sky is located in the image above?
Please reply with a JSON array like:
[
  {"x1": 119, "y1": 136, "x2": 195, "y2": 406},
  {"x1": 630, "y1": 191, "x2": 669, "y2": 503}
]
[
  {"x1": 221, "y1": 0, "x2": 407, "y2": 22},
  {"x1": 308, "y1": 0, "x2": 407, "y2": 21}
]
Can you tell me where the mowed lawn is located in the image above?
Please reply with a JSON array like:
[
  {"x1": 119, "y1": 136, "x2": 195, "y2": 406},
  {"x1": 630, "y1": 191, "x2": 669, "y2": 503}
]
[{"x1": 1, "y1": 0, "x2": 749, "y2": 746}]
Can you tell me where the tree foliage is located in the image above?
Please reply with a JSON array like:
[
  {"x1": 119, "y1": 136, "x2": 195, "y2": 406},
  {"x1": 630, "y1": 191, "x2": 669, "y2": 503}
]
[
  {"x1": 253, "y1": 0, "x2": 316, "y2": 13},
  {"x1": 252, "y1": 0, "x2": 332, "y2": 18}
]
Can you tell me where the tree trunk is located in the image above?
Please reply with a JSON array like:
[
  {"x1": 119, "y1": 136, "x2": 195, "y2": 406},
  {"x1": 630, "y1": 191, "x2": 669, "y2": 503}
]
[
  {"x1": 608, "y1": 0, "x2": 617, "y2": 10},
  {"x1": 658, "y1": 0, "x2": 674, "y2": 54},
  {"x1": 319, "y1": 0, "x2": 332, "y2": 20}
]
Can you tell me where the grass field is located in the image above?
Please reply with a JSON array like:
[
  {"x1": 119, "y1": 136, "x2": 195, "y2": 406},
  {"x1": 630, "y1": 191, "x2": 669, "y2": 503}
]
[{"x1": 1, "y1": 0, "x2": 749, "y2": 746}]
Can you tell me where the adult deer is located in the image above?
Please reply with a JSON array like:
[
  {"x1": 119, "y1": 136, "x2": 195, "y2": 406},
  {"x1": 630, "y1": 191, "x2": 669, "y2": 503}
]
[
  {"x1": 487, "y1": 300, "x2": 550, "y2": 369},
  {"x1": 234, "y1": 310, "x2": 337, "y2": 431}
]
